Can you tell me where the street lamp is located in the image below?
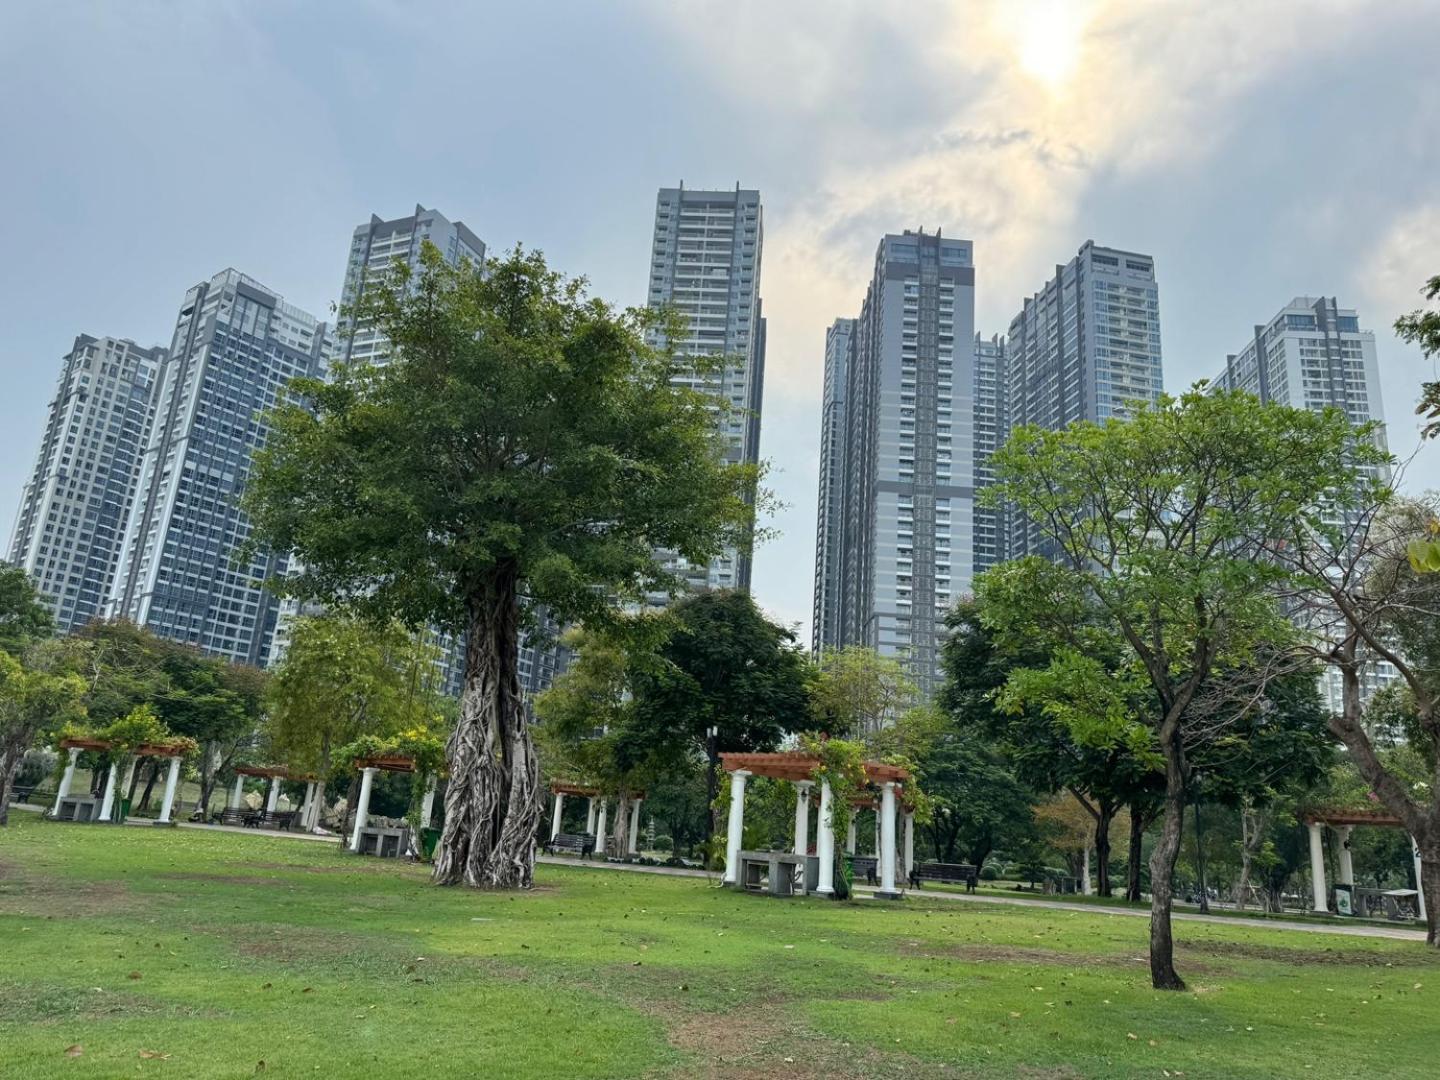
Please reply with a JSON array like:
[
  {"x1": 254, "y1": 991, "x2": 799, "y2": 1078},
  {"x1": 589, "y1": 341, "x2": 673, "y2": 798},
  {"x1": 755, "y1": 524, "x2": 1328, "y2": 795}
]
[{"x1": 704, "y1": 725, "x2": 720, "y2": 851}]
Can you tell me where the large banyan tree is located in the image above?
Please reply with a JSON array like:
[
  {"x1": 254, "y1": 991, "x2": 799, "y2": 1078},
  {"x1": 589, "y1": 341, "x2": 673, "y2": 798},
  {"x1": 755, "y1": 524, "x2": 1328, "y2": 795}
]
[{"x1": 246, "y1": 246, "x2": 756, "y2": 887}]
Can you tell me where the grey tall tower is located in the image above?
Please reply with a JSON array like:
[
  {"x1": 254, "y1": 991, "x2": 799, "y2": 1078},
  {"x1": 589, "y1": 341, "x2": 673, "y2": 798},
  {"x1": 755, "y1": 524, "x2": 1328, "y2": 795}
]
[
  {"x1": 811, "y1": 318, "x2": 854, "y2": 655},
  {"x1": 1210, "y1": 295, "x2": 1390, "y2": 714},
  {"x1": 9, "y1": 336, "x2": 164, "y2": 632},
  {"x1": 971, "y1": 334, "x2": 1009, "y2": 577},
  {"x1": 1004, "y1": 241, "x2": 1162, "y2": 558},
  {"x1": 819, "y1": 229, "x2": 976, "y2": 695},
  {"x1": 335, "y1": 204, "x2": 486, "y2": 366},
  {"x1": 107, "y1": 270, "x2": 328, "y2": 667},
  {"x1": 645, "y1": 183, "x2": 765, "y2": 593}
]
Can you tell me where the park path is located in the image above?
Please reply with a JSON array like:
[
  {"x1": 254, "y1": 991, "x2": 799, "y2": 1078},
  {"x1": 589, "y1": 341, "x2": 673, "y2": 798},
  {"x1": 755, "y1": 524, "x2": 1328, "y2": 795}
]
[
  {"x1": 15, "y1": 806, "x2": 1425, "y2": 942},
  {"x1": 535, "y1": 853, "x2": 1428, "y2": 942}
]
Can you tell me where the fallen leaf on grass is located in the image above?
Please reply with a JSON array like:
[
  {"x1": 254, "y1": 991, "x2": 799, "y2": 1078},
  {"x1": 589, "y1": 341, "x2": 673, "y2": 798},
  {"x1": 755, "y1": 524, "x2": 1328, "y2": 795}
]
[
  {"x1": 128, "y1": 971, "x2": 143, "y2": 980},
  {"x1": 138, "y1": 1049, "x2": 171, "y2": 1060},
  {"x1": 63, "y1": 1045, "x2": 82, "y2": 1058}
]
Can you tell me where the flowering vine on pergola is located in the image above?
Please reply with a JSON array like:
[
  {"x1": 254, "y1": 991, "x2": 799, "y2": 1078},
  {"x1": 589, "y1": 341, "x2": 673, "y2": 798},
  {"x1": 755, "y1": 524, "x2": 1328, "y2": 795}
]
[{"x1": 719, "y1": 751, "x2": 913, "y2": 900}]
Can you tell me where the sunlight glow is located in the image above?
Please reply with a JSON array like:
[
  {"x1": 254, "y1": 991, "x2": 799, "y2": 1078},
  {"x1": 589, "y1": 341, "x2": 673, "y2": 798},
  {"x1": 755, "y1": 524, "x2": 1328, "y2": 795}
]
[{"x1": 993, "y1": 0, "x2": 1094, "y2": 91}]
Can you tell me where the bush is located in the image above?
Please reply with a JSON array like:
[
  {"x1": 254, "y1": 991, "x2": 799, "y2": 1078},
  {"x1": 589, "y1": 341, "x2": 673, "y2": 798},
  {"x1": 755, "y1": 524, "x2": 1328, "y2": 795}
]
[
  {"x1": 652, "y1": 834, "x2": 673, "y2": 853},
  {"x1": 980, "y1": 864, "x2": 999, "y2": 881}
]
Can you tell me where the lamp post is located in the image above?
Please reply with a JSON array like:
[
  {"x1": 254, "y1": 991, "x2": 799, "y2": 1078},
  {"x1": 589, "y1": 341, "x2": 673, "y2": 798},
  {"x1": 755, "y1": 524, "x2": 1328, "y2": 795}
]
[{"x1": 1191, "y1": 770, "x2": 1209, "y2": 914}]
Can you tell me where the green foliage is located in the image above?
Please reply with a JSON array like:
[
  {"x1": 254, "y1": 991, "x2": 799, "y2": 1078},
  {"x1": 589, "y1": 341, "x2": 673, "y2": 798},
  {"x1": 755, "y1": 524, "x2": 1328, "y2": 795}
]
[
  {"x1": 799, "y1": 734, "x2": 868, "y2": 842},
  {"x1": 1394, "y1": 272, "x2": 1440, "y2": 440},
  {"x1": 809, "y1": 646, "x2": 916, "y2": 737},
  {"x1": 0, "y1": 565, "x2": 54, "y2": 656},
  {"x1": 244, "y1": 242, "x2": 760, "y2": 638},
  {"x1": 98, "y1": 704, "x2": 173, "y2": 755},
  {"x1": 1, "y1": 640, "x2": 90, "y2": 821},
  {"x1": 265, "y1": 614, "x2": 447, "y2": 777},
  {"x1": 620, "y1": 591, "x2": 811, "y2": 772}
]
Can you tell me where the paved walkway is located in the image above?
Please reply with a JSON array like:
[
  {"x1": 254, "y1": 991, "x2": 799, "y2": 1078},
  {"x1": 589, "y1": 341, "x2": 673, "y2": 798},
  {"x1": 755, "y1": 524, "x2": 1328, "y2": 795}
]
[{"x1": 538, "y1": 853, "x2": 1427, "y2": 942}]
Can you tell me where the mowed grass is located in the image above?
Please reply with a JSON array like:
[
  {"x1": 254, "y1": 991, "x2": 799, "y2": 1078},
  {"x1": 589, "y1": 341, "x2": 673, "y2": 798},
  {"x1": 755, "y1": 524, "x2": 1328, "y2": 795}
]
[{"x1": 1, "y1": 811, "x2": 1437, "y2": 1079}]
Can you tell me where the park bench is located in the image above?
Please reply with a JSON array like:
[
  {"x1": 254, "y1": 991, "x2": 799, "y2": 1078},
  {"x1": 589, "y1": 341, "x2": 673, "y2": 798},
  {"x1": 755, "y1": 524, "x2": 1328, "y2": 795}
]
[
  {"x1": 913, "y1": 862, "x2": 979, "y2": 890},
  {"x1": 7, "y1": 784, "x2": 39, "y2": 804},
  {"x1": 259, "y1": 810, "x2": 299, "y2": 831},
  {"x1": 544, "y1": 832, "x2": 596, "y2": 858}
]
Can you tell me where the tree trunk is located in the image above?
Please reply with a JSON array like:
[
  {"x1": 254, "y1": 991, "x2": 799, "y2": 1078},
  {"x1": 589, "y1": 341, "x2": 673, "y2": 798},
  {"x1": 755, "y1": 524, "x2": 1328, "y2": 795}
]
[
  {"x1": 0, "y1": 740, "x2": 24, "y2": 826},
  {"x1": 1148, "y1": 729, "x2": 1187, "y2": 991},
  {"x1": 1094, "y1": 801, "x2": 1115, "y2": 897},
  {"x1": 612, "y1": 792, "x2": 631, "y2": 859},
  {"x1": 1126, "y1": 806, "x2": 1146, "y2": 901},
  {"x1": 128, "y1": 759, "x2": 145, "y2": 802},
  {"x1": 433, "y1": 568, "x2": 543, "y2": 889},
  {"x1": 1235, "y1": 804, "x2": 1267, "y2": 912},
  {"x1": 138, "y1": 760, "x2": 162, "y2": 812}
]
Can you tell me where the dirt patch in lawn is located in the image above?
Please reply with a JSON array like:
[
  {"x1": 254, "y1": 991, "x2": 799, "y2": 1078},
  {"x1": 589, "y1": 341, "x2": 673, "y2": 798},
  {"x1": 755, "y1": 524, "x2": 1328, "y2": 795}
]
[
  {"x1": 663, "y1": 1003, "x2": 935, "y2": 1080},
  {"x1": 0, "y1": 859, "x2": 135, "y2": 917},
  {"x1": 0, "y1": 980, "x2": 220, "y2": 1025},
  {"x1": 1178, "y1": 940, "x2": 1440, "y2": 967}
]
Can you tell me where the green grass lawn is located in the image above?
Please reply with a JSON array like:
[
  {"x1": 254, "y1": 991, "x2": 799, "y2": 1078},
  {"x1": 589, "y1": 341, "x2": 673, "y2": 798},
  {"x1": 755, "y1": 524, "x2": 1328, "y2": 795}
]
[{"x1": 2, "y1": 810, "x2": 1437, "y2": 1079}]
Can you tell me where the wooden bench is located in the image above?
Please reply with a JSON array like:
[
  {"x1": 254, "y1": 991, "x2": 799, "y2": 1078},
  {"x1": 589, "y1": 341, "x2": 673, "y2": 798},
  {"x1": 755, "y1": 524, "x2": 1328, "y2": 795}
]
[
  {"x1": 8, "y1": 784, "x2": 39, "y2": 804},
  {"x1": 543, "y1": 832, "x2": 596, "y2": 858},
  {"x1": 259, "y1": 810, "x2": 299, "y2": 831},
  {"x1": 850, "y1": 856, "x2": 879, "y2": 885},
  {"x1": 913, "y1": 862, "x2": 979, "y2": 890}
]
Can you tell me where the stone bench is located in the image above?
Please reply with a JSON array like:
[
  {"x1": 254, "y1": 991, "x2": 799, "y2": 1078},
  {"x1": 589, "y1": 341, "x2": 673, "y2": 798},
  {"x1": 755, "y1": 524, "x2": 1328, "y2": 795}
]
[{"x1": 356, "y1": 826, "x2": 410, "y2": 858}]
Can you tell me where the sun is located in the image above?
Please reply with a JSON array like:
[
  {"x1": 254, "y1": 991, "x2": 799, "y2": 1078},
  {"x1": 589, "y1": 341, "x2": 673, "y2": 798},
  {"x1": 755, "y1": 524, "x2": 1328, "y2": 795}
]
[{"x1": 993, "y1": 0, "x2": 1094, "y2": 92}]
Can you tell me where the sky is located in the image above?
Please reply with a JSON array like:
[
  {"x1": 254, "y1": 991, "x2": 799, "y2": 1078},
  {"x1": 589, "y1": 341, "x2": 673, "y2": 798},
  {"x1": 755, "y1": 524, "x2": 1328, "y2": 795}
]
[{"x1": 3, "y1": 0, "x2": 1438, "y2": 645}]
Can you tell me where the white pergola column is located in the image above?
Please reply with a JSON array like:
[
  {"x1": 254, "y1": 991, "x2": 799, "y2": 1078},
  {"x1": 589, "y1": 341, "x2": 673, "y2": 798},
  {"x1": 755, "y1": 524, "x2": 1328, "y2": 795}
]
[
  {"x1": 585, "y1": 797, "x2": 597, "y2": 835},
  {"x1": 1414, "y1": 837, "x2": 1428, "y2": 922},
  {"x1": 156, "y1": 756, "x2": 182, "y2": 824},
  {"x1": 628, "y1": 799, "x2": 642, "y2": 855},
  {"x1": 846, "y1": 817, "x2": 857, "y2": 855},
  {"x1": 265, "y1": 776, "x2": 281, "y2": 813},
  {"x1": 903, "y1": 809, "x2": 915, "y2": 878},
  {"x1": 722, "y1": 769, "x2": 750, "y2": 885},
  {"x1": 52, "y1": 746, "x2": 80, "y2": 815},
  {"x1": 1336, "y1": 825, "x2": 1355, "y2": 887},
  {"x1": 299, "y1": 781, "x2": 316, "y2": 823},
  {"x1": 551, "y1": 791, "x2": 565, "y2": 839},
  {"x1": 230, "y1": 773, "x2": 245, "y2": 810},
  {"x1": 307, "y1": 781, "x2": 326, "y2": 831},
  {"x1": 793, "y1": 781, "x2": 812, "y2": 856},
  {"x1": 595, "y1": 800, "x2": 609, "y2": 855},
  {"x1": 874, "y1": 811, "x2": 881, "y2": 857},
  {"x1": 420, "y1": 776, "x2": 437, "y2": 829},
  {"x1": 815, "y1": 779, "x2": 835, "y2": 896},
  {"x1": 1307, "y1": 821, "x2": 1328, "y2": 913},
  {"x1": 349, "y1": 766, "x2": 377, "y2": 852},
  {"x1": 97, "y1": 762, "x2": 120, "y2": 822},
  {"x1": 877, "y1": 782, "x2": 900, "y2": 898}
]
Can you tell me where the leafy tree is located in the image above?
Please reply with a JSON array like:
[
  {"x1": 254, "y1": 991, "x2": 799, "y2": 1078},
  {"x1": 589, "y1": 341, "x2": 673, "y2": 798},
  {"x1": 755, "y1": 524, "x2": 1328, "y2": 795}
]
[
  {"x1": 810, "y1": 646, "x2": 916, "y2": 738},
  {"x1": 946, "y1": 596, "x2": 1159, "y2": 898},
  {"x1": 621, "y1": 591, "x2": 811, "y2": 852},
  {"x1": 986, "y1": 388, "x2": 1371, "y2": 989},
  {"x1": 1272, "y1": 494, "x2": 1440, "y2": 943},
  {"x1": 266, "y1": 614, "x2": 445, "y2": 831},
  {"x1": 1395, "y1": 272, "x2": 1440, "y2": 442},
  {"x1": 0, "y1": 565, "x2": 54, "y2": 656},
  {"x1": 0, "y1": 639, "x2": 88, "y2": 823},
  {"x1": 246, "y1": 245, "x2": 756, "y2": 888}
]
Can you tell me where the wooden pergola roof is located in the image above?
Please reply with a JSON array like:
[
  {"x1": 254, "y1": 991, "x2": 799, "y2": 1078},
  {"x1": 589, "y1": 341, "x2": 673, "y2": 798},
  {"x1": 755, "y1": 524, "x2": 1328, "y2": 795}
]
[
  {"x1": 549, "y1": 780, "x2": 645, "y2": 799},
  {"x1": 720, "y1": 751, "x2": 910, "y2": 784},
  {"x1": 353, "y1": 754, "x2": 416, "y2": 773},
  {"x1": 235, "y1": 765, "x2": 317, "y2": 781},
  {"x1": 1302, "y1": 808, "x2": 1404, "y2": 828},
  {"x1": 60, "y1": 736, "x2": 190, "y2": 757}
]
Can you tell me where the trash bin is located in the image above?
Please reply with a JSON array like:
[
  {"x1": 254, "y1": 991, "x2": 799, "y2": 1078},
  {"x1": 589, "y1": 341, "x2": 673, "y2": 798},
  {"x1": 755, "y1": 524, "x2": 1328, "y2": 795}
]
[
  {"x1": 1335, "y1": 883, "x2": 1354, "y2": 916},
  {"x1": 118, "y1": 797, "x2": 132, "y2": 822},
  {"x1": 421, "y1": 827, "x2": 441, "y2": 860}
]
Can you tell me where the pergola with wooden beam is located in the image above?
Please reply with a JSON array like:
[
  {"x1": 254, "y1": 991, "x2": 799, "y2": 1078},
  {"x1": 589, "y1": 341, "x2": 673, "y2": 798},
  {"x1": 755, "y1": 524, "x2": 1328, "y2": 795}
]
[
  {"x1": 1300, "y1": 808, "x2": 1426, "y2": 921},
  {"x1": 231, "y1": 765, "x2": 320, "y2": 828},
  {"x1": 720, "y1": 752, "x2": 912, "y2": 900},
  {"x1": 53, "y1": 737, "x2": 193, "y2": 826},
  {"x1": 546, "y1": 780, "x2": 647, "y2": 856},
  {"x1": 348, "y1": 754, "x2": 437, "y2": 856}
]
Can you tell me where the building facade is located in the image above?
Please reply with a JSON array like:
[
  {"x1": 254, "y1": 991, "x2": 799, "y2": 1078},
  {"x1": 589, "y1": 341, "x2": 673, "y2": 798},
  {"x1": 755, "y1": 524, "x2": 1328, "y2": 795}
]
[
  {"x1": 1003, "y1": 241, "x2": 1163, "y2": 558},
  {"x1": 9, "y1": 336, "x2": 165, "y2": 633},
  {"x1": 645, "y1": 183, "x2": 765, "y2": 594},
  {"x1": 336, "y1": 204, "x2": 486, "y2": 365},
  {"x1": 817, "y1": 229, "x2": 977, "y2": 695},
  {"x1": 811, "y1": 318, "x2": 854, "y2": 655},
  {"x1": 1210, "y1": 296, "x2": 1391, "y2": 712},
  {"x1": 106, "y1": 270, "x2": 329, "y2": 667},
  {"x1": 971, "y1": 333, "x2": 1009, "y2": 578}
]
